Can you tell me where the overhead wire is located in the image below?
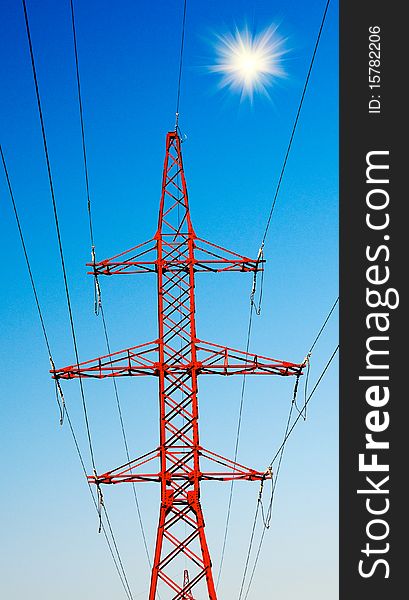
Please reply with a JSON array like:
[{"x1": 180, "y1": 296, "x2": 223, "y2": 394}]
[
  {"x1": 309, "y1": 296, "x2": 339, "y2": 354},
  {"x1": 237, "y1": 296, "x2": 339, "y2": 597},
  {"x1": 270, "y1": 344, "x2": 339, "y2": 467},
  {"x1": 250, "y1": 0, "x2": 332, "y2": 312},
  {"x1": 100, "y1": 305, "x2": 153, "y2": 568},
  {"x1": 22, "y1": 0, "x2": 96, "y2": 471},
  {"x1": 15, "y1": 0, "x2": 335, "y2": 594},
  {"x1": 175, "y1": 0, "x2": 187, "y2": 130},
  {"x1": 64, "y1": 402, "x2": 135, "y2": 600},
  {"x1": 174, "y1": 3, "x2": 189, "y2": 570},
  {"x1": 260, "y1": 0, "x2": 331, "y2": 246},
  {"x1": 217, "y1": 0, "x2": 333, "y2": 588},
  {"x1": 237, "y1": 295, "x2": 339, "y2": 598},
  {"x1": 21, "y1": 1, "x2": 136, "y2": 596},
  {"x1": 0, "y1": 144, "x2": 134, "y2": 600},
  {"x1": 1, "y1": 145, "x2": 51, "y2": 354},
  {"x1": 296, "y1": 296, "x2": 338, "y2": 419},
  {"x1": 238, "y1": 380, "x2": 298, "y2": 600},
  {"x1": 68, "y1": 0, "x2": 94, "y2": 250},
  {"x1": 239, "y1": 344, "x2": 339, "y2": 600},
  {"x1": 238, "y1": 498, "x2": 262, "y2": 600},
  {"x1": 68, "y1": 0, "x2": 152, "y2": 569},
  {"x1": 216, "y1": 302, "x2": 254, "y2": 588},
  {"x1": 238, "y1": 362, "x2": 300, "y2": 600},
  {"x1": 0, "y1": 144, "x2": 63, "y2": 422}
]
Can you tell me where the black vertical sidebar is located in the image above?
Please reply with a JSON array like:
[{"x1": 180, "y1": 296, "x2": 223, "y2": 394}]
[{"x1": 340, "y1": 1, "x2": 406, "y2": 599}]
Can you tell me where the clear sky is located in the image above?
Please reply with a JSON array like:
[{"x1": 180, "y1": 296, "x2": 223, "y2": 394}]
[{"x1": 0, "y1": 1, "x2": 338, "y2": 599}]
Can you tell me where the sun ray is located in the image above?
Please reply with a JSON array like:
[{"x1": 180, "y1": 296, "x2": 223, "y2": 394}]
[{"x1": 209, "y1": 24, "x2": 288, "y2": 102}]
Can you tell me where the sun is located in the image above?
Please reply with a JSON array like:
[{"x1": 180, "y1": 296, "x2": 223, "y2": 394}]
[{"x1": 209, "y1": 25, "x2": 288, "y2": 101}]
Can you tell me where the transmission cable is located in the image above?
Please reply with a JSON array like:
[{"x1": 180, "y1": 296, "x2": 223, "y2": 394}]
[
  {"x1": 270, "y1": 344, "x2": 338, "y2": 467},
  {"x1": 238, "y1": 366, "x2": 298, "y2": 600},
  {"x1": 1, "y1": 146, "x2": 52, "y2": 352},
  {"x1": 1, "y1": 144, "x2": 134, "y2": 600},
  {"x1": 0, "y1": 144, "x2": 63, "y2": 421},
  {"x1": 239, "y1": 344, "x2": 339, "y2": 600},
  {"x1": 22, "y1": 0, "x2": 96, "y2": 470},
  {"x1": 238, "y1": 296, "x2": 339, "y2": 597},
  {"x1": 260, "y1": 0, "x2": 331, "y2": 247},
  {"x1": 217, "y1": 0, "x2": 332, "y2": 587},
  {"x1": 296, "y1": 296, "x2": 339, "y2": 419},
  {"x1": 68, "y1": 0, "x2": 95, "y2": 251},
  {"x1": 21, "y1": 2, "x2": 135, "y2": 593},
  {"x1": 100, "y1": 305, "x2": 152, "y2": 567},
  {"x1": 175, "y1": 0, "x2": 187, "y2": 130},
  {"x1": 64, "y1": 404, "x2": 135, "y2": 600},
  {"x1": 68, "y1": 0, "x2": 152, "y2": 568},
  {"x1": 308, "y1": 296, "x2": 338, "y2": 354},
  {"x1": 216, "y1": 302, "x2": 254, "y2": 588}
]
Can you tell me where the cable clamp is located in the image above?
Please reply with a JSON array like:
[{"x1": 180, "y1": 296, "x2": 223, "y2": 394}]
[
  {"x1": 256, "y1": 243, "x2": 264, "y2": 265},
  {"x1": 250, "y1": 244, "x2": 264, "y2": 315},
  {"x1": 91, "y1": 246, "x2": 102, "y2": 316},
  {"x1": 49, "y1": 356, "x2": 65, "y2": 425},
  {"x1": 258, "y1": 476, "x2": 265, "y2": 502},
  {"x1": 302, "y1": 351, "x2": 312, "y2": 368},
  {"x1": 94, "y1": 468, "x2": 104, "y2": 533}
]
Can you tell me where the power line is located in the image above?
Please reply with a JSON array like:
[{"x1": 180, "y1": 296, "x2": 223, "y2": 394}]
[
  {"x1": 217, "y1": 0, "x2": 332, "y2": 588},
  {"x1": 0, "y1": 146, "x2": 52, "y2": 358},
  {"x1": 68, "y1": 0, "x2": 152, "y2": 569},
  {"x1": 69, "y1": 0, "x2": 95, "y2": 250},
  {"x1": 64, "y1": 405, "x2": 135, "y2": 600},
  {"x1": 216, "y1": 302, "x2": 254, "y2": 588},
  {"x1": 1, "y1": 143, "x2": 63, "y2": 420},
  {"x1": 309, "y1": 296, "x2": 339, "y2": 354},
  {"x1": 270, "y1": 344, "x2": 338, "y2": 467},
  {"x1": 238, "y1": 295, "x2": 339, "y2": 597},
  {"x1": 1, "y1": 143, "x2": 134, "y2": 600},
  {"x1": 100, "y1": 305, "x2": 153, "y2": 567},
  {"x1": 175, "y1": 0, "x2": 187, "y2": 129},
  {"x1": 8, "y1": 0, "x2": 335, "y2": 595},
  {"x1": 20, "y1": 2, "x2": 135, "y2": 594},
  {"x1": 240, "y1": 344, "x2": 339, "y2": 600},
  {"x1": 238, "y1": 370, "x2": 298, "y2": 600},
  {"x1": 260, "y1": 0, "x2": 331, "y2": 246},
  {"x1": 238, "y1": 497, "x2": 261, "y2": 600},
  {"x1": 22, "y1": 0, "x2": 96, "y2": 470},
  {"x1": 297, "y1": 295, "x2": 339, "y2": 420}
]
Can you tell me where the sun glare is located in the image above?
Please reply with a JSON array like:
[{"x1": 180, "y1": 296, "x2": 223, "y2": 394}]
[{"x1": 209, "y1": 25, "x2": 288, "y2": 101}]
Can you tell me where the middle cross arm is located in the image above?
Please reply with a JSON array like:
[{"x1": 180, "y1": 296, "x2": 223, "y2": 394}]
[
  {"x1": 195, "y1": 339, "x2": 303, "y2": 376},
  {"x1": 87, "y1": 236, "x2": 264, "y2": 275},
  {"x1": 89, "y1": 447, "x2": 271, "y2": 485},
  {"x1": 51, "y1": 339, "x2": 303, "y2": 380}
]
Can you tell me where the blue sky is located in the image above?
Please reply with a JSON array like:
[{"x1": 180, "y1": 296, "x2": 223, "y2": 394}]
[{"x1": 0, "y1": 1, "x2": 338, "y2": 598}]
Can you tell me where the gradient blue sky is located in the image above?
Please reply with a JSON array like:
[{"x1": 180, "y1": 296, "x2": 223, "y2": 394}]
[{"x1": 0, "y1": 1, "x2": 338, "y2": 598}]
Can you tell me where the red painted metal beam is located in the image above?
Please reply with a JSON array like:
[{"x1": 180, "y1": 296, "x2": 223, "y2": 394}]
[
  {"x1": 51, "y1": 339, "x2": 303, "y2": 380},
  {"x1": 86, "y1": 236, "x2": 264, "y2": 275}
]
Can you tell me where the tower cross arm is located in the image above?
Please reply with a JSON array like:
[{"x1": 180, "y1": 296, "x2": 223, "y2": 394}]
[
  {"x1": 86, "y1": 236, "x2": 264, "y2": 275},
  {"x1": 50, "y1": 340, "x2": 160, "y2": 380},
  {"x1": 50, "y1": 338, "x2": 304, "y2": 380},
  {"x1": 195, "y1": 339, "x2": 305, "y2": 376},
  {"x1": 88, "y1": 446, "x2": 272, "y2": 486}
]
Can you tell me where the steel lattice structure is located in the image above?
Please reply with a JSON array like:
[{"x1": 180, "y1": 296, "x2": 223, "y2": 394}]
[{"x1": 52, "y1": 130, "x2": 303, "y2": 599}]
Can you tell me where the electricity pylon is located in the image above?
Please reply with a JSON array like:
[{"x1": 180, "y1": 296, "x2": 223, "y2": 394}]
[{"x1": 52, "y1": 130, "x2": 303, "y2": 599}]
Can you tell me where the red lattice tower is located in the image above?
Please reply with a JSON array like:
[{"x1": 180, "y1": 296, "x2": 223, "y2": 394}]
[{"x1": 52, "y1": 130, "x2": 303, "y2": 599}]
